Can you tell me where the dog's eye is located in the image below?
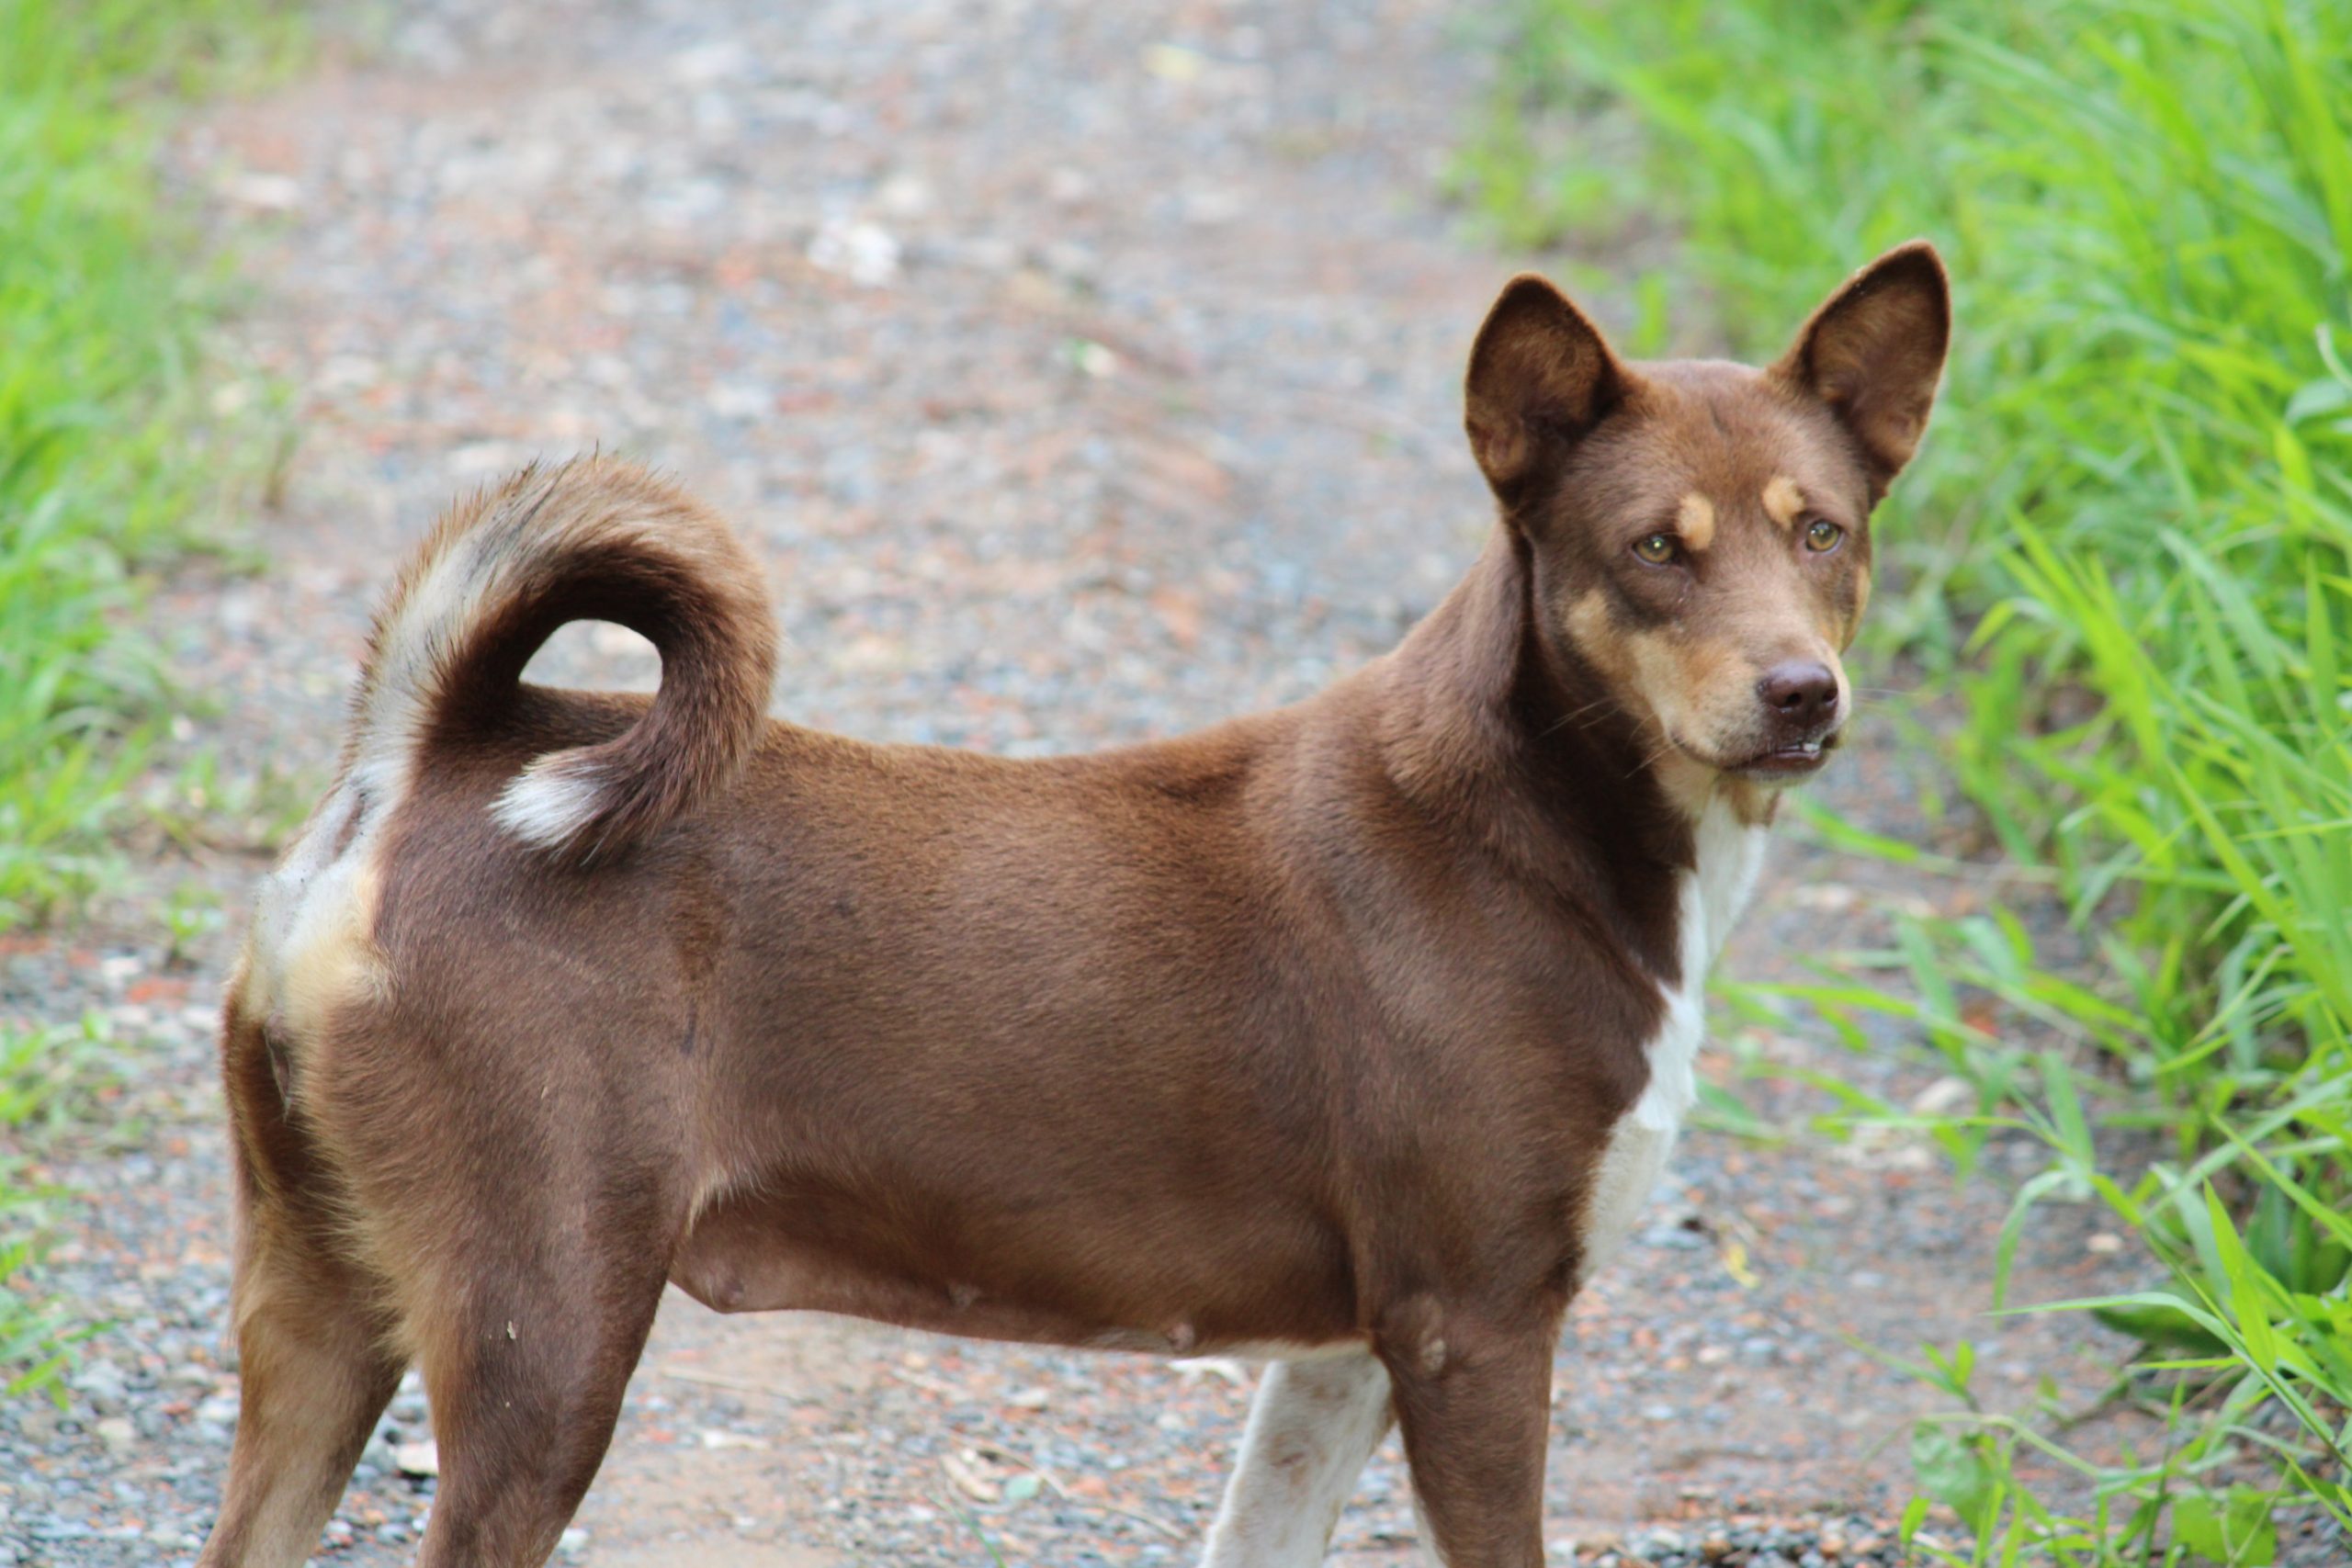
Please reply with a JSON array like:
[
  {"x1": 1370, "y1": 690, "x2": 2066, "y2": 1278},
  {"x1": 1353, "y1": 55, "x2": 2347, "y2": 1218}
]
[
  {"x1": 1632, "y1": 533, "x2": 1679, "y2": 565},
  {"x1": 1804, "y1": 519, "x2": 1844, "y2": 553}
]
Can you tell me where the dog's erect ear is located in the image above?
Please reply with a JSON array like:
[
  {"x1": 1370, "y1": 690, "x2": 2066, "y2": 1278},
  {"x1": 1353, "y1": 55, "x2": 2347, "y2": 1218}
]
[
  {"x1": 1464, "y1": 275, "x2": 1628, "y2": 501},
  {"x1": 1774, "y1": 241, "x2": 1951, "y2": 499}
]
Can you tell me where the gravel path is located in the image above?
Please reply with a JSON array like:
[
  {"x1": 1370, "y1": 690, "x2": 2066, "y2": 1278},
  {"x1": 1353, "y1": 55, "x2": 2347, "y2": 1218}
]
[{"x1": 3, "y1": 2, "x2": 2139, "y2": 1563}]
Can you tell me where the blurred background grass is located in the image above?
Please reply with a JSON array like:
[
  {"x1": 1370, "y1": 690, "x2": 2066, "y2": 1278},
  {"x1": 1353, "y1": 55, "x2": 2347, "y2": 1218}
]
[
  {"x1": 0, "y1": 0, "x2": 296, "y2": 1393},
  {"x1": 1457, "y1": 0, "x2": 2350, "y2": 1560},
  {"x1": 0, "y1": 0, "x2": 297, "y2": 928}
]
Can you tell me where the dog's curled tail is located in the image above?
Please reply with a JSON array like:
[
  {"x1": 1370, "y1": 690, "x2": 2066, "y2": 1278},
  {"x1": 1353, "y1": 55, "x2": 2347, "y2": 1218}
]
[{"x1": 351, "y1": 457, "x2": 778, "y2": 861}]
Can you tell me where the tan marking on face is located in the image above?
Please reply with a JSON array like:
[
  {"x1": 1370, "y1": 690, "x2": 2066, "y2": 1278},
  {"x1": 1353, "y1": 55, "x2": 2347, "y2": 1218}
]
[
  {"x1": 1844, "y1": 568, "x2": 1871, "y2": 649},
  {"x1": 1675, "y1": 492, "x2": 1716, "y2": 551},
  {"x1": 1661, "y1": 633, "x2": 1740, "y2": 709},
  {"x1": 1564, "y1": 590, "x2": 1631, "y2": 684},
  {"x1": 1573, "y1": 588, "x2": 1760, "y2": 750},
  {"x1": 1624, "y1": 623, "x2": 1752, "y2": 815},
  {"x1": 1647, "y1": 633, "x2": 1743, "y2": 750},
  {"x1": 1762, "y1": 476, "x2": 1805, "y2": 530},
  {"x1": 1566, "y1": 592, "x2": 1696, "y2": 809},
  {"x1": 1566, "y1": 581, "x2": 1850, "y2": 818},
  {"x1": 1719, "y1": 777, "x2": 1780, "y2": 827},
  {"x1": 1652, "y1": 750, "x2": 1716, "y2": 820},
  {"x1": 1619, "y1": 627, "x2": 1688, "y2": 741}
]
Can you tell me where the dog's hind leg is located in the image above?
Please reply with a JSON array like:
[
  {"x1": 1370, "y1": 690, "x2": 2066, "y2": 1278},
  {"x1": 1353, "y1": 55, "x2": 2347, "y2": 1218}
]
[
  {"x1": 198, "y1": 984, "x2": 406, "y2": 1568},
  {"x1": 1201, "y1": 1352, "x2": 1394, "y2": 1567},
  {"x1": 195, "y1": 1197, "x2": 404, "y2": 1568},
  {"x1": 399, "y1": 1187, "x2": 674, "y2": 1568}
]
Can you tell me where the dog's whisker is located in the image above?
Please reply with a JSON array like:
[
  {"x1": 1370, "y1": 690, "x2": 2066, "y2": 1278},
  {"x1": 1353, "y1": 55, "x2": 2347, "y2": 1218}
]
[
  {"x1": 1623, "y1": 728, "x2": 1683, "y2": 779},
  {"x1": 1533, "y1": 694, "x2": 1619, "y2": 741}
]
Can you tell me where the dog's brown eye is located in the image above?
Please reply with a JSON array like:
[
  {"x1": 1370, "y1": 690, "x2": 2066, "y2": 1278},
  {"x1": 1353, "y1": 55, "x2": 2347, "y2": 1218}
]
[
  {"x1": 1804, "y1": 519, "x2": 1844, "y2": 552},
  {"x1": 1633, "y1": 533, "x2": 1678, "y2": 565}
]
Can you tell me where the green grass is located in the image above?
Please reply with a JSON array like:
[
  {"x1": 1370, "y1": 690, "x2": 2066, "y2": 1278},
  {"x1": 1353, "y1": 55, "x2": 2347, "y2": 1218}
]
[
  {"x1": 0, "y1": 1017, "x2": 120, "y2": 1396},
  {"x1": 1464, "y1": 0, "x2": 2351, "y2": 1560},
  {"x1": 0, "y1": 0, "x2": 297, "y2": 1393}
]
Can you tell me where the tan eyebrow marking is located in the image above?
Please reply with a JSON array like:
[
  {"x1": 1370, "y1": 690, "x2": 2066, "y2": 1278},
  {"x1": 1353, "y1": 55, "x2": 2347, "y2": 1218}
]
[
  {"x1": 1675, "y1": 492, "x2": 1716, "y2": 551},
  {"x1": 1762, "y1": 475, "x2": 1805, "y2": 530}
]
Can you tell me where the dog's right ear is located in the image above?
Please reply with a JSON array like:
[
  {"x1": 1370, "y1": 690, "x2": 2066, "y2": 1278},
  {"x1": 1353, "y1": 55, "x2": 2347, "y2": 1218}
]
[{"x1": 1464, "y1": 275, "x2": 1628, "y2": 502}]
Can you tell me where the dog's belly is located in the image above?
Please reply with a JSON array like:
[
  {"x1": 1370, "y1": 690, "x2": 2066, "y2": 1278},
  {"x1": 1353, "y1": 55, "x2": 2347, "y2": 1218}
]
[
  {"x1": 668, "y1": 1225, "x2": 1143, "y2": 1348},
  {"x1": 666, "y1": 1184, "x2": 1365, "y2": 1358}
]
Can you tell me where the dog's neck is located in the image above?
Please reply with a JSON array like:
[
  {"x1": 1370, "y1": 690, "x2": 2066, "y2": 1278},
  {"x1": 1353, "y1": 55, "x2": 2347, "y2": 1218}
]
[{"x1": 1373, "y1": 525, "x2": 1765, "y2": 986}]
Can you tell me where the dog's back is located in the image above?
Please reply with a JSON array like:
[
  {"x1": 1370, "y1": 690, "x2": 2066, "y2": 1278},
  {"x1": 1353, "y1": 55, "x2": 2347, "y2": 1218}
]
[{"x1": 233, "y1": 456, "x2": 1639, "y2": 1355}]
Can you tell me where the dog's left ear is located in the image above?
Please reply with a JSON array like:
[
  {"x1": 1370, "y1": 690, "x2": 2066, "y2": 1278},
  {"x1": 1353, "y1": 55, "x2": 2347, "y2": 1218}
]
[{"x1": 1774, "y1": 242, "x2": 1951, "y2": 500}]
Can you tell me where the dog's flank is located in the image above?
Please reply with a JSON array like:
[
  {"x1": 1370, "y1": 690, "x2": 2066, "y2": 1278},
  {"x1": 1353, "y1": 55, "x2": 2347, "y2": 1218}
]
[{"x1": 202, "y1": 246, "x2": 1947, "y2": 1568}]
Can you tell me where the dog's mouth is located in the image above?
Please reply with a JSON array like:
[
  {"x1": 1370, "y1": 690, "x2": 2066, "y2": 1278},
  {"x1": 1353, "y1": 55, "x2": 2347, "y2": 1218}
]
[
  {"x1": 1678, "y1": 728, "x2": 1845, "y2": 782},
  {"x1": 1733, "y1": 726, "x2": 1846, "y2": 780}
]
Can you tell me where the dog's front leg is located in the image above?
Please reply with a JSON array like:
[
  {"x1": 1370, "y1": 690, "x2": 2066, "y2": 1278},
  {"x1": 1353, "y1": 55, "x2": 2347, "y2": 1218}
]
[
  {"x1": 1380, "y1": 1305, "x2": 1557, "y2": 1568},
  {"x1": 1200, "y1": 1353, "x2": 1393, "y2": 1567}
]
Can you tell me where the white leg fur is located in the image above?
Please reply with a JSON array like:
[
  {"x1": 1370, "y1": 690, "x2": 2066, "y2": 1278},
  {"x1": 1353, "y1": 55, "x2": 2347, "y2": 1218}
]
[{"x1": 1202, "y1": 1354, "x2": 1394, "y2": 1568}]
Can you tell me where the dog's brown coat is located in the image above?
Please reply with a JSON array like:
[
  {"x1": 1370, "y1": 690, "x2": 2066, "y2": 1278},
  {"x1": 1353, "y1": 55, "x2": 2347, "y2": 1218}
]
[{"x1": 200, "y1": 245, "x2": 1948, "y2": 1568}]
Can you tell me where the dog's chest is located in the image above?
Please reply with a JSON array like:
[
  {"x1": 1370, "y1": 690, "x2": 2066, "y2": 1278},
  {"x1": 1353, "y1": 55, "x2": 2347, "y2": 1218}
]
[{"x1": 1577, "y1": 799, "x2": 1767, "y2": 1282}]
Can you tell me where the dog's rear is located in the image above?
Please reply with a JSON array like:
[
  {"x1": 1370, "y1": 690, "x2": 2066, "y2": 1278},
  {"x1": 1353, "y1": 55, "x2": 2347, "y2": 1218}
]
[{"x1": 208, "y1": 461, "x2": 775, "y2": 1568}]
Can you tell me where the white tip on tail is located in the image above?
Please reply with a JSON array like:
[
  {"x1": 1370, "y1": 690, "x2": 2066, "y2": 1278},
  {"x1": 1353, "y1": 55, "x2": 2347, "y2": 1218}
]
[
  {"x1": 491, "y1": 757, "x2": 609, "y2": 849},
  {"x1": 350, "y1": 459, "x2": 778, "y2": 863}
]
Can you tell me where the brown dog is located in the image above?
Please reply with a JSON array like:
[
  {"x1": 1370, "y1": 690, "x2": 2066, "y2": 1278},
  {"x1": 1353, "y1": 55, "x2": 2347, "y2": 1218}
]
[{"x1": 198, "y1": 244, "x2": 1947, "y2": 1567}]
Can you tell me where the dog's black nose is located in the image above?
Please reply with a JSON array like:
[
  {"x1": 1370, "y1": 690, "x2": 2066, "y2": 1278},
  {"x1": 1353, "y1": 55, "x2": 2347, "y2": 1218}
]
[{"x1": 1758, "y1": 660, "x2": 1839, "y2": 735}]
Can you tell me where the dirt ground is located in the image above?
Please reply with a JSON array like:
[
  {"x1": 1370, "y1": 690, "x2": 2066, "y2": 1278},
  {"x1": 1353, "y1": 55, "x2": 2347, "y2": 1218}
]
[{"x1": 1, "y1": 1, "x2": 2143, "y2": 1563}]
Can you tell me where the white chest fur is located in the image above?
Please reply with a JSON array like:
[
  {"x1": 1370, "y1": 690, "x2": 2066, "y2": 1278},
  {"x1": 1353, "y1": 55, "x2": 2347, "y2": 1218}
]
[{"x1": 1577, "y1": 797, "x2": 1767, "y2": 1282}]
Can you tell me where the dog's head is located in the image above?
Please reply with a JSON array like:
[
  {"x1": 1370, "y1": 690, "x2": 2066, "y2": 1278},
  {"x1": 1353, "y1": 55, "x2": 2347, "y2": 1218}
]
[{"x1": 1464, "y1": 244, "x2": 1949, "y2": 795}]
